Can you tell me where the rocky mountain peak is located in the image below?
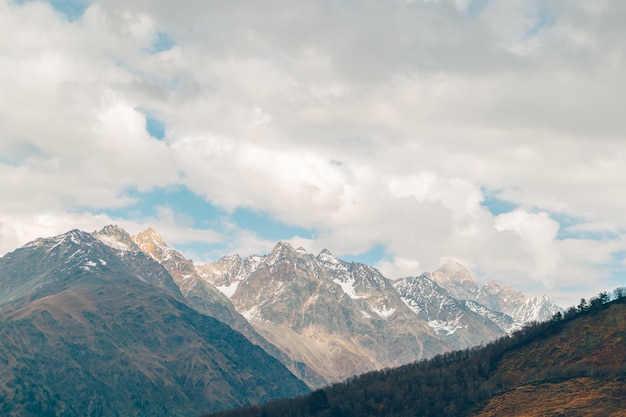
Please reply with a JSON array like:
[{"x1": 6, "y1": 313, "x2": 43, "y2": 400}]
[
  {"x1": 317, "y1": 248, "x2": 343, "y2": 266},
  {"x1": 134, "y1": 228, "x2": 165, "y2": 245},
  {"x1": 24, "y1": 229, "x2": 94, "y2": 253},
  {"x1": 483, "y1": 280, "x2": 505, "y2": 291},
  {"x1": 132, "y1": 228, "x2": 174, "y2": 261},
  {"x1": 432, "y1": 261, "x2": 477, "y2": 285},
  {"x1": 93, "y1": 224, "x2": 141, "y2": 252},
  {"x1": 270, "y1": 240, "x2": 296, "y2": 254},
  {"x1": 512, "y1": 294, "x2": 562, "y2": 323},
  {"x1": 430, "y1": 261, "x2": 480, "y2": 301},
  {"x1": 264, "y1": 241, "x2": 311, "y2": 266}
]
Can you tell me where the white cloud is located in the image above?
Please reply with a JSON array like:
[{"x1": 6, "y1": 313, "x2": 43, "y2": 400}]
[
  {"x1": 1, "y1": 0, "x2": 625, "y2": 306},
  {"x1": 494, "y1": 210, "x2": 560, "y2": 283}
]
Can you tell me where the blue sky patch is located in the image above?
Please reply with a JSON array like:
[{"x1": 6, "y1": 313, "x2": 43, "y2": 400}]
[
  {"x1": 232, "y1": 208, "x2": 315, "y2": 241},
  {"x1": 525, "y1": 7, "x2": 557, "y2": 38},
  {"x1": 136, "y1": 108, "x2": 166, "y2": 140},
  {"x1": 145, "y1": 116, "x2": 165, "y2": 140},
  {"x1": 99, "y1": 187, "x2": 317, "y2": 255},
  {"x1": 15, "y1": 0, "x2": 90, "y2": 21},
  {"x1": 601, "y1": 253, "x2": 626, "y2": 295},
  {"x1": 481, "y1": 188, "x2": 519, "y2": 216},
  {"x1": 49, "y1": 0, "x2": 88, "y2": 21},
  {"x1": 152, "y1": 32, "x2": 176, "y2": 53},
  {"x1": 341, "y1": 243, "x2": 386, "y2": 266},
  {"x1": 543, "y1": 211, "x2": 619, "y2": 241},
  {"x1": 171, "y1": 241, "x2": 227, "y2": 263},
  {"x1": 102, "y1": 186, "x2": 221, "y2": 229},
  {"x1": 466, "y1": 0, "x2": 489, "y2": 18}
]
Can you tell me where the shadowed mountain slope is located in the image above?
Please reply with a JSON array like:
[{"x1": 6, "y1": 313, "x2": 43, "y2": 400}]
[{"x1": 0, "y1": 230, "x2": 308, "y2": 417}]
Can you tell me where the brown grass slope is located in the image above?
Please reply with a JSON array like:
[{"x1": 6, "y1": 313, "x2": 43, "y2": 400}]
[
  {"x1": 203, "y1": 295, "x2": 626, "y2": 417},
  {"x1": 469, "y1": 300, "x2": 626, "y2": 417}
]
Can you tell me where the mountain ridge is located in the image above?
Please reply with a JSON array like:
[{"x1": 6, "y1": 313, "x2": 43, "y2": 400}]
[
  {"x1": 194, "y1": 238, "x2": 558, "y2": 386},
  {"x1": 2, "y1": 225, "x2": 564, "y2": 398}
]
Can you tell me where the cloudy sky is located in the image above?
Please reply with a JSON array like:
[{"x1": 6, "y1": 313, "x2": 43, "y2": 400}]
[{"x1": 1, "y1": 0, "x2": 625, "y2": 306}]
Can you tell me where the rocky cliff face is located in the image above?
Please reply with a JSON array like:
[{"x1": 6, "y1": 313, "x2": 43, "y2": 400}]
[{"x1": 0, "y1": 229, "x2": 309, "y2": 416}]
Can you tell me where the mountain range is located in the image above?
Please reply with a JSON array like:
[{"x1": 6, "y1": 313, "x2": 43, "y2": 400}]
[
  {"x1": 0, "y1": 225, "x2": 562, "y2": 415},
  {"x1": 192, "y1": 238, "x2": 559, "y2": 386}
]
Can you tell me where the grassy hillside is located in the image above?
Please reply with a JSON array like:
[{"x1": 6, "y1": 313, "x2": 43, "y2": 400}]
[
  {"x1": 468, "y1": 293, "x2": 626, "y2": 417},
  {"x1": 204, "y1": 290, "x2": 626, "y2": 417}
]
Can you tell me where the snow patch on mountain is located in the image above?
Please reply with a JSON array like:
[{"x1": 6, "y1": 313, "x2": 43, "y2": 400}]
[
  {"x1": 217, "y1": 281, "x2": 240, "y2": 298},
  {"x1": 333, "y1": 277, "x2": 362, "y2": 299},
  {"x1": 370, "y1": 305, "x2": 396, "y2": 319},
  {"x1": 242, "y1": 306, "x2": 263, "y2": 322},
  {"x1": 428, "y1": 319, "x2": 464, "y2": 336},
  {"x1": 512, "y1": 295, "x2": 562, "y2": 323},
  {"x1": 317, "y1": 249, "x2": 342, "y2": 266},
  {"x1": 463, "y1": 300, "x2": 522, "y2": 334}
]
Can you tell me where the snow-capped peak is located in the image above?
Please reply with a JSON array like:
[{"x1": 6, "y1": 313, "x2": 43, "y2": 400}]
[
  {"x1": 512, "y1": 295, "x2": 562, "y2": 323},
  {"x1": 317, "y1": 249, "x2": 342, "y2": 266},
  {"x1": 93, "y1": 225, "x2": 141, "y2": 252}
]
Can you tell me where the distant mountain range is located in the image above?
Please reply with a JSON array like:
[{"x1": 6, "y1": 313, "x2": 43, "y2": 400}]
[
  {"x1": 0, "y1": 226, "x2": 562, "y2": 415},
  {"x1": 98, "y1": 225, "x2": 559, "y2": 386}
]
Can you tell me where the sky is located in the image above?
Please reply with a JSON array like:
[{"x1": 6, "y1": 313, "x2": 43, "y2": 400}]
[{"x1": 1, "y1": 0, "x2": 625, "y2": 307}]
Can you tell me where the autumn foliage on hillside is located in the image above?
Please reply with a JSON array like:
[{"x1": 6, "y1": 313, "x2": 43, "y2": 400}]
[{"x1": 205, "y1": 288, "x2": 626, "y2": 417}]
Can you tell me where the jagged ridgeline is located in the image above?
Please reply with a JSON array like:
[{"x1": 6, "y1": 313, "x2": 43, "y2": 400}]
[
  {"x1": 203, "y1": 291, "x2": 626, "y2": 417},
  {"x1": 95, "y1": 225, "x2": 561, "y2": 388},
  {"x1": 0, "y1": 230, "x2": 308, "y2": 417},
  {"x1": 0, "y1": 225, "x2": 567, "y2": 416}
]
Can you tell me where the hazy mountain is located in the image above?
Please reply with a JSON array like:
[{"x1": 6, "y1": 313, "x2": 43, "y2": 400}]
[
  {"x1": 202, "y1": 293, "x2": 626, "y2": 417},
  {"x1": 0, "y1": 230, "x2": 308, "y2": 417},
  {"x1": 430, "y1": 262, "x2": 561, "y2": 322}
]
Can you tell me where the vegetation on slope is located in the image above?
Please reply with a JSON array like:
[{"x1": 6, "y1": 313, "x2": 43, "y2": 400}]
[{"x1": 204, "y1": 288, "x2": 626, "y2": 417}]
